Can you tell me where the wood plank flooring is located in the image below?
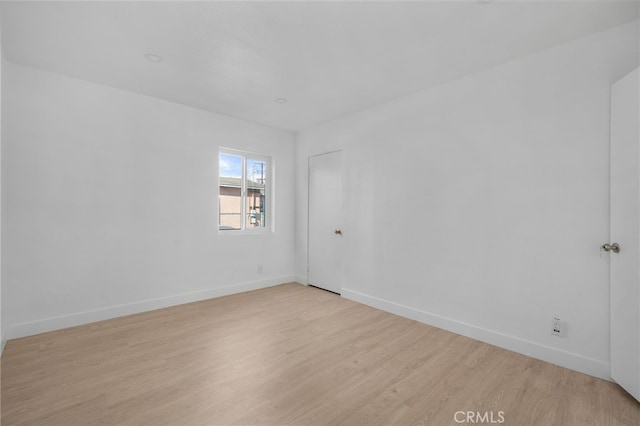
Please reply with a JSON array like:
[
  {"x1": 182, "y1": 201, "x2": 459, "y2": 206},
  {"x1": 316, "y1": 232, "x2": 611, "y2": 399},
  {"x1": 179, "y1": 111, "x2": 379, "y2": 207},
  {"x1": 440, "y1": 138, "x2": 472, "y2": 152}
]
[{"x1": 2, "y1": 283, "x2": 639, "y2": 425}]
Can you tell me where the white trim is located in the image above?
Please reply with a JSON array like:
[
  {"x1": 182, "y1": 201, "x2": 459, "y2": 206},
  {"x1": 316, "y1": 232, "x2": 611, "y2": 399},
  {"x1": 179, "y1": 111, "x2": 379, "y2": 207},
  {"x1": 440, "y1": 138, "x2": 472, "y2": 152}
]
[
  {"x1": 6, "y1": 276, "x2": 295, "y2": 341},
  {"x1": 341, "y1": 287, "x2": 611, "y2": 381},
  {"x1": 295, "y1": 275, "x2": 308, "y2": 285}
]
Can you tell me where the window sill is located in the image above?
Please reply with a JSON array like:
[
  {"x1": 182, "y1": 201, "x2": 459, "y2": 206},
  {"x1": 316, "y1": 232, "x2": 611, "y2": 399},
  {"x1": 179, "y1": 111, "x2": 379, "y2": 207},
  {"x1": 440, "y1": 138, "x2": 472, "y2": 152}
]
[{"x1": 218, "y1": 229, "x2": 273, "y2": 236}]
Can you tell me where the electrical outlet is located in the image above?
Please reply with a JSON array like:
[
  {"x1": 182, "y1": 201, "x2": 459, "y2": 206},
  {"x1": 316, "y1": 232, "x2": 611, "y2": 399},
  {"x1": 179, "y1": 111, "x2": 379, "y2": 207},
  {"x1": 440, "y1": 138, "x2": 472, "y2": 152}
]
[{"x1": 551, "y1": 317, "x2": 562, "y2": 336}]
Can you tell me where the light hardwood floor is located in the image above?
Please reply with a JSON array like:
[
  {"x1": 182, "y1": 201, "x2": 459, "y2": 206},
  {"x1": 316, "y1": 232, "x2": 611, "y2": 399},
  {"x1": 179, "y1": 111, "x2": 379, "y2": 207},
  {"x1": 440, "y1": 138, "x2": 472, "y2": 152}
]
[{"x1": 2, "y1": 283, "x2": 639, "y2": 426}]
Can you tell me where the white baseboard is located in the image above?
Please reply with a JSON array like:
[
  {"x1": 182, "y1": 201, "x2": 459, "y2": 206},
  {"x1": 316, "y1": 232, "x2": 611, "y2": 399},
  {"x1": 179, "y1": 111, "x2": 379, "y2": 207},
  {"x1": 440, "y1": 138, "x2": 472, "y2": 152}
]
[
  {"x1": 341, "y1": 287, "x2": 610, "y2": 381},
  {"x1": 6, "y1": 275, "x2": 296, "y2": 341},
  {"x1": 294, "y1": 274, "x2": 308, "y2": 285}
]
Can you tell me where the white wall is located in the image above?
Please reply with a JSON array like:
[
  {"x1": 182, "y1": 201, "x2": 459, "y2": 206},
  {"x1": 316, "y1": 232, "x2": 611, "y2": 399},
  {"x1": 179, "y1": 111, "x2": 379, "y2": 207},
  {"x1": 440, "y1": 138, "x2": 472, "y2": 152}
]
[
  {"x1": 2, "y1": 62, "x2": 296, "y2": 339},
  {"x1": 0, "y1": 13, "x2": 4, "y2": 354},
  {"x1": 296, "y1": 21, "x2": 640, "y2": 380}
]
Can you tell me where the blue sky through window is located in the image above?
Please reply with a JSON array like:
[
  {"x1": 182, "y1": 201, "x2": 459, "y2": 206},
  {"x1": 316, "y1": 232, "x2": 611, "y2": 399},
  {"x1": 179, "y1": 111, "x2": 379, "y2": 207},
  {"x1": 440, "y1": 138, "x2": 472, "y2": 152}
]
[{"x1": 219, "y1": 153, "x2": 242, "y2": 178}]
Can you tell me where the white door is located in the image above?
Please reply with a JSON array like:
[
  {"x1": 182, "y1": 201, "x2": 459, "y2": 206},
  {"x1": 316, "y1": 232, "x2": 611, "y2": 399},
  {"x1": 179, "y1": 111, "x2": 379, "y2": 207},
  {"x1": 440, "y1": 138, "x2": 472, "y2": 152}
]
[
  {"x1": 308, "y1": 151, "x2": 343, "y2": 294},
  {"x1": 609, "y1": 67, "x2": 640, "y2": 402}
]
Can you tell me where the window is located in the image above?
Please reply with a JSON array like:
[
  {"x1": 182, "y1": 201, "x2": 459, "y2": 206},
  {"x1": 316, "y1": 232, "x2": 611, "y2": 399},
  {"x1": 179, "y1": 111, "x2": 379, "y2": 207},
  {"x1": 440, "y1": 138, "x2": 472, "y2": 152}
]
[{"x1": 219, "y1": 149, "x2": 271, "y2": 232}]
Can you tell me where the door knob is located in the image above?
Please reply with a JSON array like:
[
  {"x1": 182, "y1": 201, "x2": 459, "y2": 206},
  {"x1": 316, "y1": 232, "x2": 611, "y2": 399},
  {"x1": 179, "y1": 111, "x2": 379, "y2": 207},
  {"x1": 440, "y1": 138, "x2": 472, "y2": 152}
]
[
  {"x1": 602, "y1": 243, "x2": 621, "y2": 253},
  {"x1": 334, "y1": 229, "x2": 342, "y2": 235}
]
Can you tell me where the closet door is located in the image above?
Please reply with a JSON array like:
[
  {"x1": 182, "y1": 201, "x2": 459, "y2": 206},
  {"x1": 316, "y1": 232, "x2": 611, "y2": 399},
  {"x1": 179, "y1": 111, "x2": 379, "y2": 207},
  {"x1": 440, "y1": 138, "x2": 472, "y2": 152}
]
[
  {"x1": 609, "y1": 67, "x2": 640, "y2": 402},
  {"x1": 308, "y1": 151, "x2": 343, "y2": 294}
]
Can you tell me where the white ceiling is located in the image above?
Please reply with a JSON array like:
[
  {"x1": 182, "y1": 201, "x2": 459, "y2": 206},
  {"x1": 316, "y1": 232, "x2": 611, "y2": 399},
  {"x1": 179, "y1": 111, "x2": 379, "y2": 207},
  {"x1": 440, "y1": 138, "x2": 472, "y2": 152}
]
[{"x1": 1, "y1": 1, "x2": 638, "y2": 132}]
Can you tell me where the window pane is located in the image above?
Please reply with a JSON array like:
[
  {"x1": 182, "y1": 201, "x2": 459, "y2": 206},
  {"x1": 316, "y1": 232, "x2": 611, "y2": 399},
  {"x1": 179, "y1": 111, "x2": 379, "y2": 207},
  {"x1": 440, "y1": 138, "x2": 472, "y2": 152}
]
[
  {"x1": 246, "y1": 159, "x2": 266, "y2": 229},
  {"x1": 219, "y1": 153, "x2": 242, "y2": 230}
]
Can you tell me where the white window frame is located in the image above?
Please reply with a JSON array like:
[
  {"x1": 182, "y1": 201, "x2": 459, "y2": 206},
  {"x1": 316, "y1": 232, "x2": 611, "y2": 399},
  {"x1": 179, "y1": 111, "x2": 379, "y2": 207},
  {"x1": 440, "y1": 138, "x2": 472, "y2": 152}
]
[{"x1": 218, "y1": 148, "x2": 273, "y2": 234}]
